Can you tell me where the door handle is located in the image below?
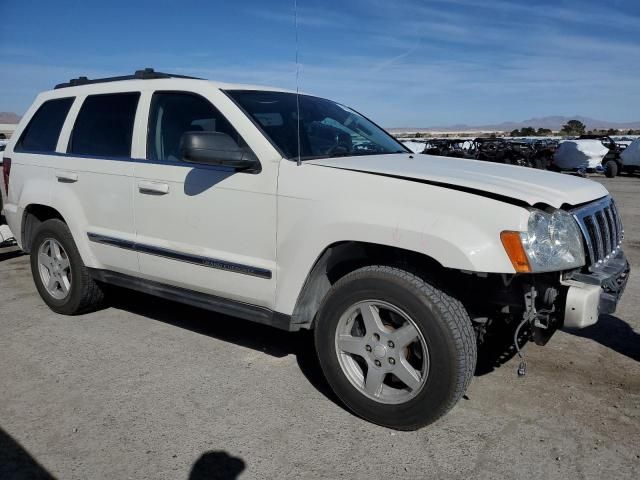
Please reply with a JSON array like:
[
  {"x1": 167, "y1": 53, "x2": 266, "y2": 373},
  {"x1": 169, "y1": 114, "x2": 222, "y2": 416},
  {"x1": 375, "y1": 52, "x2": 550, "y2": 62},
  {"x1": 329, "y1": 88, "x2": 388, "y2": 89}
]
[
  {"x1": 55, "y1": 171, "x2": 78, "y2": 183},
  {"x1": 138, "y1": 181, "x2": 169, "y2": 195}
]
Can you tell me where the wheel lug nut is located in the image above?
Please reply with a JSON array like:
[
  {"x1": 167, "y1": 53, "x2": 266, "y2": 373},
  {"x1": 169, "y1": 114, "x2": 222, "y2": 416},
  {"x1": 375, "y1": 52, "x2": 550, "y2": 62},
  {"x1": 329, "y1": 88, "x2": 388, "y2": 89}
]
[
  {"x1": 365, "y1": 345, "x2": 372, "y2": 352},
  {"x1": 373, "y1": 333, "x2": 380, "y2": 341},
  {"x1": 388, "y1": 358, "x2": 395, "y2": 365},
  {"x1": 374, "y1": 360, "x2": 381, "y2": 367},
  {"x1": 388, "y1": 341, "x2": 394, "y2": 348}
]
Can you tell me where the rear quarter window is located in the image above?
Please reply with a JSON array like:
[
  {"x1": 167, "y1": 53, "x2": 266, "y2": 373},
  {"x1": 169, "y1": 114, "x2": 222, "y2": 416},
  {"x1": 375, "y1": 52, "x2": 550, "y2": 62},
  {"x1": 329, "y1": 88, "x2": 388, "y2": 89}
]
[
  {"x1": 15, "y1": 97, "x2": 74, "y2": 153},
  {"x1": 69, "y1": 92, "x2": 140, "y2": 158}
]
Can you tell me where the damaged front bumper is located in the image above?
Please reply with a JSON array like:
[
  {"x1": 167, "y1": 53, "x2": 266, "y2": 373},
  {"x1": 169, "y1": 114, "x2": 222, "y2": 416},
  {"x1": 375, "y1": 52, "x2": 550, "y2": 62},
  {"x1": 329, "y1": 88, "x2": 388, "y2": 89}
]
[{"x1": 561, "y1": 250, "x2": 630, "y2": 329}]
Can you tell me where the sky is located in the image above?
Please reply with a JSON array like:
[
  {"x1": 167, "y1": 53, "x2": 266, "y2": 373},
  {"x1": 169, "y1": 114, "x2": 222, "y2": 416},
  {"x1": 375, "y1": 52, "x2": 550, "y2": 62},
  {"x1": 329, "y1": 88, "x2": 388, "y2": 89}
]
[{"x1": 1, "y1": 0, "x2": 639, "y2": 127}]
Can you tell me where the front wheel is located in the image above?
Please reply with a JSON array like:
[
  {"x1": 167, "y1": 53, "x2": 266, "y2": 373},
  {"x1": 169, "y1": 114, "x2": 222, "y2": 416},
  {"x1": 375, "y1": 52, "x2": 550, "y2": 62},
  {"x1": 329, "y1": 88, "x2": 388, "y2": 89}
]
[{"x1": 314, "y1": 266, "x2": 476, "y2": 430}]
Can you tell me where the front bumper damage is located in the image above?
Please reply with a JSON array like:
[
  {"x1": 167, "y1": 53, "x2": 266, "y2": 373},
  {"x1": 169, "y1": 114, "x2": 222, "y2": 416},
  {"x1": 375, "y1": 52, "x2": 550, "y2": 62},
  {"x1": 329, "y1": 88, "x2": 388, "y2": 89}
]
[{"x1": 561, "y1": 250, "x2": 630, "y2": 329}]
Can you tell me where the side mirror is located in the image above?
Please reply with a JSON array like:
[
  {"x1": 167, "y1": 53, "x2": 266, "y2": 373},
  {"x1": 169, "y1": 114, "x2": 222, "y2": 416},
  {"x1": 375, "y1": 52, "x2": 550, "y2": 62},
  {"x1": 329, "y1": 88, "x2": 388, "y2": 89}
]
[{"x1": 180, "y1": 131, "x2": 259, "y2": 170}]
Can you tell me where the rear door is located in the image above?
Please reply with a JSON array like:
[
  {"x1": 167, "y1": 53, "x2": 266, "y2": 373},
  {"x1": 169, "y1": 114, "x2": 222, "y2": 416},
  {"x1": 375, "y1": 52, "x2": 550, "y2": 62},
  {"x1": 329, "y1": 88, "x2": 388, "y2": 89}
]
[
  {"x1": 132, "y1": 89, "x2": 278, "y2": 307},
  {"x1": 53, "y1": 92, "x2": 141, "y2": 275}
]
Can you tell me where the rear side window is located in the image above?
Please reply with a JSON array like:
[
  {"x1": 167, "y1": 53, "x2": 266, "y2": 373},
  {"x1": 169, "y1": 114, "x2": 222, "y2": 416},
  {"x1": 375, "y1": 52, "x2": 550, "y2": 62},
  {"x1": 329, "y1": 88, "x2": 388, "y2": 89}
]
[
  {"x1": 69, "y1": 92, "x2": 140, "y2": 157},
  {"x1": 16, "y1": 97, "x2": 74, "y2": 153}
]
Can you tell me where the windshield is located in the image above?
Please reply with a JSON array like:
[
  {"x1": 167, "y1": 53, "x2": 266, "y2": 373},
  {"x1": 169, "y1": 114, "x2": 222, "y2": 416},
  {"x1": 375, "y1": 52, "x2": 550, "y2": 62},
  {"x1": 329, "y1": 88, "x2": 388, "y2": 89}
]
[{"x1": 226, "y1": 90, "x2": 408, "y2": 160}]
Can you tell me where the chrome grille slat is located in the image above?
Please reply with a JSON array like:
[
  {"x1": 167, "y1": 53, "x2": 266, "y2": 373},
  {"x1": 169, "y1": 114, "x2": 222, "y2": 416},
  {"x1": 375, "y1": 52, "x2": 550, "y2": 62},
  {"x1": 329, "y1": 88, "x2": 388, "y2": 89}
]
[
  {"x1": 597, "y1": 211, "x2": 611, "y2": 257},
  {"x1": 576, "y1": 217, "x2": 596, "y2": 265},
  {"x1": 590, "y1": 215, "x2": 604, "y2": 263},
  {"x1": 611, "y1": 201, "x2": 623, "y2": 246},
  {"x1": 604, "y1": 207, "x2": 617, "y2": 248},
  {"x1": 570, "y1": 196, "x2": 624, "y2": 270}
]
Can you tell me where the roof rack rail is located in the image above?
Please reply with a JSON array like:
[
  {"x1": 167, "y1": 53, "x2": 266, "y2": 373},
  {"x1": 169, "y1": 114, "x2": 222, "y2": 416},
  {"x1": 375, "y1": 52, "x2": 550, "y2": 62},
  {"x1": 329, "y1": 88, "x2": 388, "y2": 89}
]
[{"x1": 54, "y1": 68, "x2": 201, "y2": 89}]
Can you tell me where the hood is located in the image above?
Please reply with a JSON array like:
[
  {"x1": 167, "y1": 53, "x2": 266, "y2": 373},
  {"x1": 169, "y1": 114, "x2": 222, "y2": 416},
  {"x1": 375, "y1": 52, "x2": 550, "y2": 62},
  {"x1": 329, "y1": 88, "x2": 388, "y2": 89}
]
[{"x1": 307, "y1": 153, "x2": 608, "y2": 209}]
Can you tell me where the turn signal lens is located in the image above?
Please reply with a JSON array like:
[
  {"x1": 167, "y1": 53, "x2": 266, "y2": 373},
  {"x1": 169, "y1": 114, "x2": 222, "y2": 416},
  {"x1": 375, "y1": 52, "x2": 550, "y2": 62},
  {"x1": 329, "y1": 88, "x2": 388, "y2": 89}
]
[{"x1": 500, "y1": 231, "x2": 531, "y2": 273}]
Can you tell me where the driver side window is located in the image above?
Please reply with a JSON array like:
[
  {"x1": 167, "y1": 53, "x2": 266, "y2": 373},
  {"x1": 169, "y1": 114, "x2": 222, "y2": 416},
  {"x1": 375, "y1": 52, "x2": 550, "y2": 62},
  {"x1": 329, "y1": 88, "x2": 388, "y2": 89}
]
[{"x1": 147, "y1": 92, "x2": 252, "y2": 162}]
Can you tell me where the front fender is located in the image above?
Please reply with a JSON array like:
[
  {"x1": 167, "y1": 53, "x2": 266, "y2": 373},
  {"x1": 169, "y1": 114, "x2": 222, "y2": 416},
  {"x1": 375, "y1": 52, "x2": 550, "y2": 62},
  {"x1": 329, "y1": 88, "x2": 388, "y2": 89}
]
[{"x1": 274, "y1": 161, "x2": 530, "y2": 315}]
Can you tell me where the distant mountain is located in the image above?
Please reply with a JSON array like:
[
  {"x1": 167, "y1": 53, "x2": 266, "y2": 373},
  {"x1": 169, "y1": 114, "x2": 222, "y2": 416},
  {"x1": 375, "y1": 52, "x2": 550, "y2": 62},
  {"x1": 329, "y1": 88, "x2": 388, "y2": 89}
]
[
  {"x1": 390, "y1": 116, "x2": 640, "y2": 133},
  {"x1": 0, "y1": 112, "x2": 20, "y2": 124}
]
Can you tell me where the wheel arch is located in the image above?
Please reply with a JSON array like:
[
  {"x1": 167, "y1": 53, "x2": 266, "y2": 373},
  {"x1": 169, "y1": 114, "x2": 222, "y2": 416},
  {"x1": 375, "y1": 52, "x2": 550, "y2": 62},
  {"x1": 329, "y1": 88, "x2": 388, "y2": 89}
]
[
  {"x1": 21, "y1": 204, "x2": 66, "y2": 253},
  {"x1": 20, "y1": 201, "x2": 98, "y2": 268},
  {"x1": 289, "y1": 241, "x2": 450, "y2": 330}
]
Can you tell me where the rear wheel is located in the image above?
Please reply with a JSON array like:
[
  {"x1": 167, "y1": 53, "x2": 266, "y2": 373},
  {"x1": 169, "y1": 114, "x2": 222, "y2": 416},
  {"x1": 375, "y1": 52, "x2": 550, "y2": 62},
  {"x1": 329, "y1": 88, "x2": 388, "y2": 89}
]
[
  {"x1": 314, "y1": 266, "x2": 476, "y2": 430},
  {"x1": 30, "y1": 219, "x2": 104, "y2": 314},
  {"x1": 604, "y1": 160, "x2": 618, "y2": 178}
]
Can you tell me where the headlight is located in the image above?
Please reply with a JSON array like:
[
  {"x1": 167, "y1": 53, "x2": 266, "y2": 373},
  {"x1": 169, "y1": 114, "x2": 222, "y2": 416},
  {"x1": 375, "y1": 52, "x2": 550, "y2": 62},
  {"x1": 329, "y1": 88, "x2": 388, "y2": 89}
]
[{"x1": 501, "y1": 209, "x2": 585, "y2": 273}]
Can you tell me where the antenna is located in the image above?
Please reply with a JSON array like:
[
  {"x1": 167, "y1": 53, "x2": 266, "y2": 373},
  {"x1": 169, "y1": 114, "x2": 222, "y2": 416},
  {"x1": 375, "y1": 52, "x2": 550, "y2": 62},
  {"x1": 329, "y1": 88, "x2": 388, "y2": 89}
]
[{"x1": 294, "y1": 0, "x2": 302, "y2": 166}]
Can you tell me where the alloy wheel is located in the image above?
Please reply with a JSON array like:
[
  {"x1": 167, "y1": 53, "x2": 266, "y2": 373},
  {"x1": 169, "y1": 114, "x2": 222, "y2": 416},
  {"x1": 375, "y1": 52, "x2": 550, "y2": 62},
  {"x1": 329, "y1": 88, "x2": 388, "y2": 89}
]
[
  {"x1": 37, "y1": 238, "x2": 72, "y2": 300},
  {"x1": 334, "y1": 300, "x2": 429, "y2": 404}
]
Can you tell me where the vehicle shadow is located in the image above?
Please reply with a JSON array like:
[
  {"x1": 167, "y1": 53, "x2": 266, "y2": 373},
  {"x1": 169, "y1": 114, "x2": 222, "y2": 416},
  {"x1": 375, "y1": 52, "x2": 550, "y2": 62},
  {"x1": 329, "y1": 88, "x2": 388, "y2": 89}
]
[
  {"x1": 565, "y1": 314, "x2": 640, "y2": 362},
  {"x1": 184, "y1": 168, "x2": 234, "y2": 196},
  {"x1": 188, "y1": 451, "x2": 245, "y2": 480},
  {"x1": 0, "y1": 247, "x2": 24, "y2": 262},
  {"x1": 111, "y1": 287, "x2": 541, "y2": 391},
  {"x1": 109, "y1": 288, "x2": 341, "y2": 405},
  {"x1": 474, "y1": 321, "x2": 529, "y2": 376},
  {"x1": 0, "y1": 427, "x2": 54, "y2": 480}
]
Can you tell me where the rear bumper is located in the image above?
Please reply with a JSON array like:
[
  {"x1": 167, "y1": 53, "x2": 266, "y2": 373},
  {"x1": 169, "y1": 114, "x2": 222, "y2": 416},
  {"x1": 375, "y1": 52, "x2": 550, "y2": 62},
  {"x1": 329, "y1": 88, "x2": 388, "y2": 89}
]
[{"x1": 561, "y1": 250, "x2": 630, "y2": 329}]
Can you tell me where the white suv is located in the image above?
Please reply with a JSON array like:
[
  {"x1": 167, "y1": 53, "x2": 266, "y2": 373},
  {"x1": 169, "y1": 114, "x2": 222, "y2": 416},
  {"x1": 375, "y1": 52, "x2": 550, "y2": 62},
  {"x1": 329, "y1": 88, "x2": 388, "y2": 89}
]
[{"x1": 0, "y1": 69, "x2": 630, "y2": 429}]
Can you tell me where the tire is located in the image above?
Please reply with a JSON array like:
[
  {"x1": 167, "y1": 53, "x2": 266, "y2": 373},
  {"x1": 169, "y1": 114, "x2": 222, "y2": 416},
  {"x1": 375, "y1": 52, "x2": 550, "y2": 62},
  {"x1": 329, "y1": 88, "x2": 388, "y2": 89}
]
[
  {"x1": 314, "y1": 266, "x2": 476, "y2": 430},
  {"x1": 30, "y1": 219, "x2": 104, "y2": 315},
  {"x1": 604, "y1": 160, "x2": 618, "y2": 178}
]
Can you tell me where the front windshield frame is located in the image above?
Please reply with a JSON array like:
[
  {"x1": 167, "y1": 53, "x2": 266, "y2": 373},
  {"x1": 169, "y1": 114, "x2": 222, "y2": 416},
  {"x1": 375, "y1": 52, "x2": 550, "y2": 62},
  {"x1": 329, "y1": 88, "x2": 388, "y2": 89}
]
[{"x1": 223, "y1": 89, "x2": 411, "y2": 161}]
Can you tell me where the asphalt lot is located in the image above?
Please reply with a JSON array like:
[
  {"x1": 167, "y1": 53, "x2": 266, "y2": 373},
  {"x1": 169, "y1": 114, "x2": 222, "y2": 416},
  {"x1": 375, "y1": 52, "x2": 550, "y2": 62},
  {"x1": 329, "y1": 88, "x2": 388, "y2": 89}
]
[{"x1": 1, "y1": 176, "x2": 639, "y2": 480}]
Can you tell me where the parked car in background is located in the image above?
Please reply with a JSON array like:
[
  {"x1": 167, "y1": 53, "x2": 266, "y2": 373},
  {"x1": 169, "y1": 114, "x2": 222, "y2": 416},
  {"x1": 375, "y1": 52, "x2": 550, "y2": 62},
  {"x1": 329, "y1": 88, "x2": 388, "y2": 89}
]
[
  {"x1": 0, "y1": 141, "x2": 14, "y2": 244},
  {"x1": 620, "y1": 138, "x2": 640, "y2": 175},
  {"x1": 399, "y1": 138, "x2": 427, "y2": 154},
  {"x1": 1, "y1": 69, "x2": 630, "y2": 430},
  {"x1": 577, "y1": 135, "x2": 627, "y2": 178},
  {"x1": 0, "y1": 144, "x2": 6, "y2": 217},
  {"x1": 552, "y1": 139, "x2": 609, "y2": 176},
  {"x1": 532, "y1": 139, "x2": 558, "y2": 169},
  {"x1": 471, "y1": 138, "x2": 541, "y2": 168},
  {"x1": 422, "y1": 138, "x2": 470, "y2": 158}
]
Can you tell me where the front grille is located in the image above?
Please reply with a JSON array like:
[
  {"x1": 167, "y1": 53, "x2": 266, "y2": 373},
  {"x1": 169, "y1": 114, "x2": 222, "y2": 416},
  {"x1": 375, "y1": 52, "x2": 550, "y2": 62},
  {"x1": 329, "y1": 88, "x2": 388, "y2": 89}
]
[{"x1": 571, "y1": 196, "x2": 624, "y2": 270}]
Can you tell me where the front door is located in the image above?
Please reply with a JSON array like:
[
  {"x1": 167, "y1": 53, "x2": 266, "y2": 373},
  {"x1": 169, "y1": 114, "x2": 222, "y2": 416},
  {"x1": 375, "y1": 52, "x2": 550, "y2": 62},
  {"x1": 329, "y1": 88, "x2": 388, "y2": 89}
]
[{"x1": 133, "y1": 90, "x2": 278, "y2": 308}]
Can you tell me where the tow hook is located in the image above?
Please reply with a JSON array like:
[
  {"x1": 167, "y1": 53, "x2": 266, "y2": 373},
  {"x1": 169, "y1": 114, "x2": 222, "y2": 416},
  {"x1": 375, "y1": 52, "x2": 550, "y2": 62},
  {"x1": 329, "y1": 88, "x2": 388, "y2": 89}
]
[
  {"x1": 513, "y1": 286, "x2": 559, "y2": 377},
  {"x1": 514, "y1": 287, "x2": 538, "y2": 377}
]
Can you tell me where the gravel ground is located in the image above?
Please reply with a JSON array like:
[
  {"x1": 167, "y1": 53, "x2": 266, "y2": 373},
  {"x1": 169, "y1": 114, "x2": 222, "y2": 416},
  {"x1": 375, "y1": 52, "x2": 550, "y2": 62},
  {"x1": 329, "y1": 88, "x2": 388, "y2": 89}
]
[{"x1": 1, "y1": 176, "x2": 638, "y2": 480}]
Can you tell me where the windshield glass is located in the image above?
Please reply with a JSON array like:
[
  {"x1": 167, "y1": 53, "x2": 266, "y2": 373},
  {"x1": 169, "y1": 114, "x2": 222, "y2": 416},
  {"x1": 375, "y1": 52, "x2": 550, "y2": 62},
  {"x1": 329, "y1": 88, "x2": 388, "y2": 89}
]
[{"x1": 226, "y1": 90, "x2": 408, "y2": 160}]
